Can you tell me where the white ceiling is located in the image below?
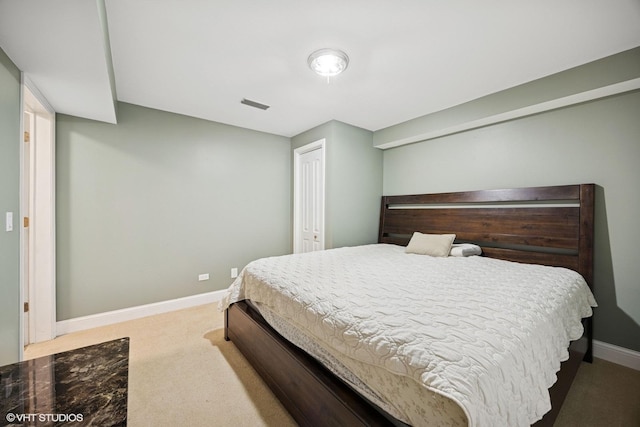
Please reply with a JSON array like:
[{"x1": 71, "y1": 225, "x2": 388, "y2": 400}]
[{"x1": 1, "y1": 0, "x2": 639, "y2": 137}]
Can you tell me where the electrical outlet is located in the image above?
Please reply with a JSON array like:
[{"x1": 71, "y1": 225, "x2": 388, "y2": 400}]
[
  {"x1": 198, "y1": 273, "x2": 209, "y2": 281},
  {"x1": 231, "y1": 268, "x2": 238, "y2": 279}
]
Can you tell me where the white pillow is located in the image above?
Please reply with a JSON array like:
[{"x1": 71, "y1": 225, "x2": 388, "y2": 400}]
[
  {"x1": 449, "y1": 243, "x2": 483, "y2": 257},
  {"x1": 405, "y1": 232, "x2": 456, "y2": 257}
]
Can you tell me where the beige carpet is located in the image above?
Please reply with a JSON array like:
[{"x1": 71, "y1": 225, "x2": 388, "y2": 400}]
[
  {"x1": 25, "y1": 304, "x2": 640, "y2": 426},
  {"x1": 25, "y1": 304, "x2": 296, "y2": 427}
]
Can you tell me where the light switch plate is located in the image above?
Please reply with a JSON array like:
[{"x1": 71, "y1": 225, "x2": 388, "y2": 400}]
[{"x1": 5, "y1": 212, "x2": 13, "y2": 232}]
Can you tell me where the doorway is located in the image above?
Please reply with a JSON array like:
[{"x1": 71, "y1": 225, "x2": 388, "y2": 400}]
[
  {"x1": 21, "y1": 80, "x2": 56, "y2": 352},
  {"x1": 293, "y1": 139, "x2": 325, "y2": 253}
]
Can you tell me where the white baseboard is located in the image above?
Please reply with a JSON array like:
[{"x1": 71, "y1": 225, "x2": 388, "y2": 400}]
[
  {"x1": 593, "y1": 339, "x2": 640, "y2": 371},
  {"x1": 54, "y1": 296, "x2": 640, "y2": 372},
  {"x1": 56, "y1": 290, "x2": 227, "y2": 336}
]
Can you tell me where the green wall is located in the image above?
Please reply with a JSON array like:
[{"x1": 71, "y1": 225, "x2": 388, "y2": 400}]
[
  {"x1": 375, "y1": 47, "x2": 640, "y2": 148},
  {"x1": 292, "y1": 120, "x2": 383, "y2": 249},
  {"x1": 0, "y1": 47, "x2": 21, "y2": 365},
  {"x1": 56, "y1": 102, "x2": 291, "y2": 320},
  {"x1": 381, "y1": 80, "x2": 640, "y2": 351}
]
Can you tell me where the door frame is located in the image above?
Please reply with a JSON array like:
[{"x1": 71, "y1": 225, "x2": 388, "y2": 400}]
[
  {"x1": 293, "y1": 139, "x2": 326, "y2": 254},
  {"x1": 20, "y1": 75, "x2": 56, "y2": 355}
]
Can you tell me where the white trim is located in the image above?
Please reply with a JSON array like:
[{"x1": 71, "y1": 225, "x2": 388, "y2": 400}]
[
  {"x1": 23, "y1": 75, "x2": 55, "y2": 113},
  {"x1": 376, "y1": 78, "x2": 640, "y2": 149},
  {"x1": 593, "y1": 339, "x2": 640, "y2": 371},
  {"x1": 53, "y1": 291, "x2": 640, "y2": 370},
  {"x1": 19, "y1": 81, "x2": 26, "y2": 361},
  {"x1": 56, "y1": 290, "x2": 227, "y2": 336},
  {"x1": 19, "y1": 76, "x2": 57, "y2": 358},
  {"x1": 293, "y1": 139, "x2": 326, "y2": 253}
]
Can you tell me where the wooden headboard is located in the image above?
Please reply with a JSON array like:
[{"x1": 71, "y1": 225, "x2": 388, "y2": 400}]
[{"x1": 378, "y1": 184, "x2": 595, "y2": 288}]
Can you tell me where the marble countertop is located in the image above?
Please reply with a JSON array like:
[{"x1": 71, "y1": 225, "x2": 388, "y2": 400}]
[{"x1": 0, "y1": 337, "x2": 129, "y2": 426}]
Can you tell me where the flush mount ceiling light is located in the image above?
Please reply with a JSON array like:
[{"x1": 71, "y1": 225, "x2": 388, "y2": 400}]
[{"x1": 308, "y1": 48, "x2": 349, "y2": 81}]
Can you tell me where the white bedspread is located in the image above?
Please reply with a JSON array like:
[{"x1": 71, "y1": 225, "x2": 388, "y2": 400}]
[{"x1": 219, "y1": 244, "x2": 597, "y2": 427}]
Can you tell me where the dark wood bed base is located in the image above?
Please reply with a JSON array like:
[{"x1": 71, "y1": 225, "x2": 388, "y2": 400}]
[{"x1": 225, "y1": 183, "x2": 595, "y2": 426}]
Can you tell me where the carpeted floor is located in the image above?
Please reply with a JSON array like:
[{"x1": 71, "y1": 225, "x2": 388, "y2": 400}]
[
  {"x1": 25, "y1": 304, "x2": 296, "y2": 427},
  {"x1": 25, "y1": 303, "x2": 640, "y2": 426}
]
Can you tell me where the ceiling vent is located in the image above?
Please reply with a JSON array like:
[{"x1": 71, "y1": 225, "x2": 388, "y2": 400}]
[{"x1": 241, "y1": 98, "x2": 270, "y2": 110}]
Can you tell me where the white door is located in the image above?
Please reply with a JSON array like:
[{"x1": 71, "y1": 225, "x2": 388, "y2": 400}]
[
  {"x1": 294, "y1": 140, "x2": 325, "y2": 253},
  {"x1": 21, "y1": 82, "x2": 56, "y2": 350}
]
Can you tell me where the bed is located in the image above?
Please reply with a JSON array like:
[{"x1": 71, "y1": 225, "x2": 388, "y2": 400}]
[{"x1": 220, "y1": 183, "x2": 596, "y2": 426}]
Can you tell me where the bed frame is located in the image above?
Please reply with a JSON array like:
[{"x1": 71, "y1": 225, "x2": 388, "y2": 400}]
[{"x1": 225, "y1": 183, "x2": 595, "y2": 426}]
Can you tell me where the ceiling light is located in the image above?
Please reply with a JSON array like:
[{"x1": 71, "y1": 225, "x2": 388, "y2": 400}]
[{"x1": 308, "y1": 48, "x2": 349, "y2": 80}]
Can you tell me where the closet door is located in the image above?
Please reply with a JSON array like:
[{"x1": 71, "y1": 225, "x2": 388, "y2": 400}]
[{"x1": 294, "y1": 140, "x2": 325, "y2": 253}]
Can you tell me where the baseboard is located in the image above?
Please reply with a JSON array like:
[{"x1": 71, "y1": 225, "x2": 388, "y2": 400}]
[
  {"x1": 593, "y1": 339, "x2": 640, "y2": 371},
  {"x1": 56, "y1": 290, "x2": 227, "y2": 336},
  {"x1": 54, "y1": 297, "x2": 640, "y2": 371}
]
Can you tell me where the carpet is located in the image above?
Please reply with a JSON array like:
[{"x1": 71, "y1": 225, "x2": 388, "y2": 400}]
[{"x1": 24, "y1": 303, "x2": 640, "y2": 426}]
